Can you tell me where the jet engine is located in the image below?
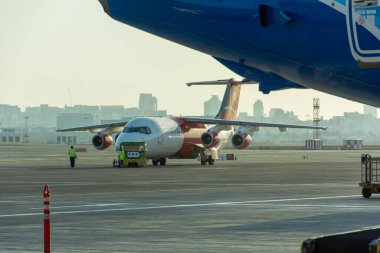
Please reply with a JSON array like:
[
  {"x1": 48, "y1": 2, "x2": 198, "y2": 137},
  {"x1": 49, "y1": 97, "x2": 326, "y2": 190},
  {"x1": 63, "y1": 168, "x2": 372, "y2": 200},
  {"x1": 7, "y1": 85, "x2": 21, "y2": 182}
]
[
  {"x1": 92, "y1": 132, "x2": 113, "y2": 150},
  {"x1": 201, "y1": 131, "x2": 220, "y2": 148},
  {"x1": 231, "y1": 132, "x2": 252, "y2": 149}
]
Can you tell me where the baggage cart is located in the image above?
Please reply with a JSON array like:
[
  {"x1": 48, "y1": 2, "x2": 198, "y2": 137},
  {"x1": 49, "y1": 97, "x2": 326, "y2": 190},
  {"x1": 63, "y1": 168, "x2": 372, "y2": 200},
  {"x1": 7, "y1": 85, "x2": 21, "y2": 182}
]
[{"x1": 359, "y1": 154, "x2": 380, "y2": 198}]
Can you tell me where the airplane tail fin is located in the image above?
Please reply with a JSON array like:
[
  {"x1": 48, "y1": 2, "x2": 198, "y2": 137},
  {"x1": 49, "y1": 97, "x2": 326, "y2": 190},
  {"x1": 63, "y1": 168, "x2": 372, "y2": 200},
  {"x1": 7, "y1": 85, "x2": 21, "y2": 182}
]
[
  {"x1": 186, "y1": 78, "x2": 242, "y2": 120},
  {"x1": 215, "y1": 79, "x2": 241, "y2": 120}
]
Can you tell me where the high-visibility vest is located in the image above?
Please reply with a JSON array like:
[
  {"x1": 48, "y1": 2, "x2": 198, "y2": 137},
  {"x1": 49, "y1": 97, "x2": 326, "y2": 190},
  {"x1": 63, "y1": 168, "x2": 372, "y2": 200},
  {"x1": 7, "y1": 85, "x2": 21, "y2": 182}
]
[
  {"x1": 118, "y1": 151, "x2": 125, "y2": 160},
  {"x1": 69, "y1": 148, "x2": 76, "y2": 158}
]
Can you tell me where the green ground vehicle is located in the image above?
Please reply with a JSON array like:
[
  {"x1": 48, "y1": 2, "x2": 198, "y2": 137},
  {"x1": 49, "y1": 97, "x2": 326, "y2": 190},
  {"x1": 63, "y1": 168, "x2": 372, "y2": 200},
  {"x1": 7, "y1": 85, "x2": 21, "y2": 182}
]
[{"x1": 119, "y1": 141, "x2": 147, "y2": 167}]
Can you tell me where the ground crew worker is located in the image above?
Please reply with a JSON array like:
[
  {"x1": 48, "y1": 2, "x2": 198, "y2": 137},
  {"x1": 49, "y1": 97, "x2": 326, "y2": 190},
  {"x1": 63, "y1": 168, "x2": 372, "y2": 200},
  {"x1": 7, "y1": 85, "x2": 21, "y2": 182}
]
[
  {"x1": 68, "y1": 146, "x2": 77, "y2": 168},
  {"x1": 118, "y1": 150, "x2": 125, "y2": 168}
]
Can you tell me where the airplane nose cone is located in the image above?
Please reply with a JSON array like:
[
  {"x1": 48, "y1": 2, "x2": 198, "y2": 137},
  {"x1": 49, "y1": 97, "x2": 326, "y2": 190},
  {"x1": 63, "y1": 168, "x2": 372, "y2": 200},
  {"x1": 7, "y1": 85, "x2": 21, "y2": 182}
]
[{"x1": 99, "y1": 0, "x2": 110, "y2": 14}]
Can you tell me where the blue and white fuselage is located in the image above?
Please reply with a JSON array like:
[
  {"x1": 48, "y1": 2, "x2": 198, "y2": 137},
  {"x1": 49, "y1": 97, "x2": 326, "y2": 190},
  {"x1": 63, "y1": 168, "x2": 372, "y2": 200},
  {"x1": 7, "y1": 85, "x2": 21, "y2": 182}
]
[{"x1": 99, "y1": 0, "x2": 380, "y2": 107}]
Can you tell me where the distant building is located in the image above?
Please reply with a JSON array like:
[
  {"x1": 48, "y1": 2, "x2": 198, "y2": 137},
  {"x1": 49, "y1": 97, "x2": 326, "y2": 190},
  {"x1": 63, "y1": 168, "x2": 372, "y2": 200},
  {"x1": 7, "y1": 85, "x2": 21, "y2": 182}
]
[
  {"x1": 253, "y1": 100, "x2": 264, "y2": 120},
  {"x1": 363, "y1": 105, "x2": 377, "y2": 118},
  {"x1": 125, "y1": 107, "x2": 139, "y2": 117},
  {"x1": 238, "y1": 112, "x2": 249, "y2": 120},
  {"x1": 100, "y1": 105, "x2": 125, "y2": 121},
  {"x1": 0, "y1": 128, "x2": 23, "y2": 143},
  {"x1": 24, "y1": 107, "x2": 41, "y2": 128},
  {"x1": 139, "y1": 94, "x2": 158, "y2": 116},
  {"x1": 344, "y1": 112, "x2": 378, "y2": 135},
  {"x1": 57, "y1": 113, "x2": 93, "y2": 129},
  {"x1": 0, "y1": 104, "x2": 23, "y2": 128},
  {"x1": 269, "y1": 108, "x2": 298, "y2": 123},
  {"x1": 25, "y1": 104, "x2": 63, "y2": 128},
  {"x1": 157, "y1": 110, "x2": 167, "y2": 117},
  {"x1": 65, "y1": 105, "x2": 100, "y2": 124},
  {"x1": 204, "y1": 95, "x2": 221, "y2": 117}
]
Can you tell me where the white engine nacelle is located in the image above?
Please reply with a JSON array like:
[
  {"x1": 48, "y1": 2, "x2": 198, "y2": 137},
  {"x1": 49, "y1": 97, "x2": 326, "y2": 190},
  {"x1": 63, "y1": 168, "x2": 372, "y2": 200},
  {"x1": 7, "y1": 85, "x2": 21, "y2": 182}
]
[
  {"x1": 231, "y1": 132, "x2": 252, "y2": 149},
  {"x1": 201, "y1": 131, "x2": 220, "y2": 149},
  {"x1": 92, "y1": 132, "x2": 113, "y2": 150}
]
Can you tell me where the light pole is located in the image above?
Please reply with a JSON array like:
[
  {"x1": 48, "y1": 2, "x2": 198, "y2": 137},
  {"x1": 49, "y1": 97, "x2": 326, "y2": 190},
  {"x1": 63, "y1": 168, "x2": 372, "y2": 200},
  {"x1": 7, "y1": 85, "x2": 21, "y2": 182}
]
[{"x1": 23, "y1": 116, "x2": 30, "y2": 143}]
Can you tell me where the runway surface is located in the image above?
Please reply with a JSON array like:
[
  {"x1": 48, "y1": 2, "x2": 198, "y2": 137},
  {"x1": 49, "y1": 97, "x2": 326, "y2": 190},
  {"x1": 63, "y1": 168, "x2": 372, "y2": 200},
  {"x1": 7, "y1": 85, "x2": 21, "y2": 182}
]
[{"x1": 0, "y1": 144, "x2": 379, "y2": 252}]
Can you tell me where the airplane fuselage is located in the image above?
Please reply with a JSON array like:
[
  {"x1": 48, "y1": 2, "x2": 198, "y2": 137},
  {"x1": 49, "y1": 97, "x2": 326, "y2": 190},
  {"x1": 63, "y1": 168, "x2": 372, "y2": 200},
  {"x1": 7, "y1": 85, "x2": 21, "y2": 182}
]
[
  {"x1": 101, "y1": 0, "x2": 380, "y2": 106},
  {"x1": 57, "y1": 81, "x2": 325, "y2": 165},
  {"x1": 116, "y1": 117, "x2": 232, "y2": 159}
]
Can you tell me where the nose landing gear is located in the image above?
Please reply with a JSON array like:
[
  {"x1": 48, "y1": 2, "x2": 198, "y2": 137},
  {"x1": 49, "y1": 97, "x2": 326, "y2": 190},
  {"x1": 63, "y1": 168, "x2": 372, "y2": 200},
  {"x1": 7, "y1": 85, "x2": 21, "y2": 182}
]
[{"x1": 152, "y1": 158, "x2": 167, "y2": 166}]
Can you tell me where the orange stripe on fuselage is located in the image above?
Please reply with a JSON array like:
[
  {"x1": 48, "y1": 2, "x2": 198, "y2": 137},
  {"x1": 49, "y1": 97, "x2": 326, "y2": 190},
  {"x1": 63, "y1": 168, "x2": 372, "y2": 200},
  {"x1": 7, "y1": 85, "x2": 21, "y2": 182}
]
[{"x1": 170, "y1": 118, "x2": 208, "y2": 159}]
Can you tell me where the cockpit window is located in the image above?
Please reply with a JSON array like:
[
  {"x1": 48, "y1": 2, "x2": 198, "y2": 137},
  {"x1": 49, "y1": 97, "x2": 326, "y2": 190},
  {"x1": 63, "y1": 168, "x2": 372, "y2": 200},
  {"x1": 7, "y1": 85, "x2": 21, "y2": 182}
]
[
  {"x1": 139, "y1": 127, "x2": 147, "y2": 134},
  {"x1": 122, "y1": 126, "x2": 151, "y2": 135}
]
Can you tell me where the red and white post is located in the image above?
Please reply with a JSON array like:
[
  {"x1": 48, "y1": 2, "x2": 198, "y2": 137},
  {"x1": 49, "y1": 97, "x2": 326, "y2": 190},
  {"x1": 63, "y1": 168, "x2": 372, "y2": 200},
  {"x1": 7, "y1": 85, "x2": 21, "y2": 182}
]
[{"x1": 43, "y1": 184, "x2": 51, "y2": 253}]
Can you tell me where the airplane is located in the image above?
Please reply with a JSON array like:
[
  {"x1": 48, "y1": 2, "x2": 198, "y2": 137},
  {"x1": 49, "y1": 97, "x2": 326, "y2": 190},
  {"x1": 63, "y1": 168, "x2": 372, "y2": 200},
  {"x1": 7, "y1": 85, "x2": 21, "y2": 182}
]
[
  {"x1": 98, "y1": 0, "x2": 380, "y2": 108},
  {"x1": 57, "y1": 79, "x2": 326, "y2": 166}
]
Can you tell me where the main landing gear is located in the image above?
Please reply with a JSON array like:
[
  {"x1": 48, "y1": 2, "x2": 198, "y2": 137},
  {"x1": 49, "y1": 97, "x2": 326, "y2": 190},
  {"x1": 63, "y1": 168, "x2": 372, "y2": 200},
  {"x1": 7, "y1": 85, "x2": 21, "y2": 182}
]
[
  {"x1": 200, "y1": 153, "x2": 214, "y2": 165},
  {"x1": 152, "y1": 158, "x2": 166, "y2": 166}
]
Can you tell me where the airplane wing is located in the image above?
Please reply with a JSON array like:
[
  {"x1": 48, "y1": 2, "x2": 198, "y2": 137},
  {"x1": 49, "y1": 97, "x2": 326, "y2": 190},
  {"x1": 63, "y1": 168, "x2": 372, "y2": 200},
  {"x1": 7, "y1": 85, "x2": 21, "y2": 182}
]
[
  {"x1": 56, "y1": 121, "x2": 128, "y2": 133},
  {"x1": 181, "y1": 117, "x2": 326, "y2": 131}
]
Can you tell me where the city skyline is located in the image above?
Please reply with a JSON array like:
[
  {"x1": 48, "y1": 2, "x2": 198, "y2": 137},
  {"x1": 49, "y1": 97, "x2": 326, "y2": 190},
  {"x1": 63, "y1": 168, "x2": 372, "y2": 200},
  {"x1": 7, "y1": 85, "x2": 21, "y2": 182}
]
[
  {"x1": 1, "y1": 99, "x2": 380, "y2": 145},
  {"x1": 0, "y1": 97, "x2": 377, "y2": 120},
  {"x1": 0, "y1": 1, "x2": 374, "y2": 121},
  {"x1": 0, "y1": 97, "x2": 376, "y2": 117},
  {"x1": 0, "y1": 94, "x2": 377, "y2": 130},
  {"x1": 1, "y1": 92, "x2": 380, "y2": 146}
]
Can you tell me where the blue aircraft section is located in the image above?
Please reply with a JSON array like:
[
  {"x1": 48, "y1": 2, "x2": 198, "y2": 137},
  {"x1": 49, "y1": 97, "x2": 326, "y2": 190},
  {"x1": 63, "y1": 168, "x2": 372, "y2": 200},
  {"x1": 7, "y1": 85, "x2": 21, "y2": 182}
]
[
  {"x1": 214, "y1": 57, "x2": 306, "y2": 94},
  {"x1": 99, "y1": 0, "x2": 380, "y2": 107},
  {"x1": 346, "y1": 0, "x2": 380, "y2": 62}
]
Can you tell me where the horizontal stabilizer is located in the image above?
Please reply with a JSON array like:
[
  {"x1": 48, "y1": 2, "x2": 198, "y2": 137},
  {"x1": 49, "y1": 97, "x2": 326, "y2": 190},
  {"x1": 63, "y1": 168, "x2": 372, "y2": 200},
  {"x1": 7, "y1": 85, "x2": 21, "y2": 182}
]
[{"x1": 186, "y1": 78, "x2": 257, "y2": 86}]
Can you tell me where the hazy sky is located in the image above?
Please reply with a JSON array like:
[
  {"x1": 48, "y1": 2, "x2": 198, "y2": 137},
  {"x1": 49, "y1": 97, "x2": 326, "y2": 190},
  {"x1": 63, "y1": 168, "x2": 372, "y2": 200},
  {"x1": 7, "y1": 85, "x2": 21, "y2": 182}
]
[{"x1": 0, "y1": 1, "x2": 369, "y2": 120}]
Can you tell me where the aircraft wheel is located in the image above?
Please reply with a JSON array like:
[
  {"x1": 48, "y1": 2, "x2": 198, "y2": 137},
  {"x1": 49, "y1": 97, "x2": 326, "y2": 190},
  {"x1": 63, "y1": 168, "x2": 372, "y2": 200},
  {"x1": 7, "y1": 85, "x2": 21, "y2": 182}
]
[
  {"x1": 208, "y1": 156, "x2": 214, "y2": 165},
  {"x1": 152, "y1": 159, "x2": 159, "y2": 166},
  {"x1": 362, "y1": 188, "x2": 372, "y2": 198},
  {"x1": 200, "y1": 152, "x2": 207, "y2": 165},
  {"x1": 159, "y1": 158, "x2": 166, "y2": 166}
]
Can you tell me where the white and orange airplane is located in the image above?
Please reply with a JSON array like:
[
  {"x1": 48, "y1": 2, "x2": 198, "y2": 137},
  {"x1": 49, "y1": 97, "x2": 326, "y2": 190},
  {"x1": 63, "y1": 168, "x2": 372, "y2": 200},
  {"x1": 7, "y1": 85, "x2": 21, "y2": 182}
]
[{"x1": 57, "y1": 79, "x2": 326, "y2": 166}]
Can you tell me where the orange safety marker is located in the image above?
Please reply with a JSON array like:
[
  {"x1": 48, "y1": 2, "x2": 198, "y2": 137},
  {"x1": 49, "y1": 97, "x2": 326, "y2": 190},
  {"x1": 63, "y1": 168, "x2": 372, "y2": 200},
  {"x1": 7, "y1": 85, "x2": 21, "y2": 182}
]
[{"x1": 43, "y1": 185, "x2": 51, "y2": 253}]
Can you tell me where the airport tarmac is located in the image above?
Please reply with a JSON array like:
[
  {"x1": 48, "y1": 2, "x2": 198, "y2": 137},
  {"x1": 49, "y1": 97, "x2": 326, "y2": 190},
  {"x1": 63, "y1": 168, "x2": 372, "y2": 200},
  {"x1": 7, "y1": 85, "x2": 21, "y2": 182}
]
[{"x1": 0, "y1": 144, "x2": 380, "y2": 252}]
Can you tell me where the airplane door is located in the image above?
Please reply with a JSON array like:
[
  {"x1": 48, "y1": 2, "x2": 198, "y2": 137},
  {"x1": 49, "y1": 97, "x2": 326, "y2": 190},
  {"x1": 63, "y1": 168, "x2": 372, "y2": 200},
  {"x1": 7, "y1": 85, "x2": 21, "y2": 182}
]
[
  {"x1": 158, "y1": 133, "x2": 163, "y2": 144},
  {"x1": 150, "y1": 120, "x2": 163, "y2": 144},
  {"x1": 347, "y1": 0, "x2": 380, "y2": 66}
]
